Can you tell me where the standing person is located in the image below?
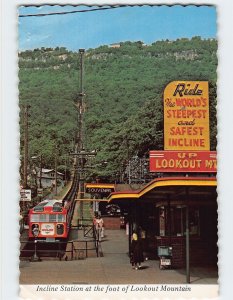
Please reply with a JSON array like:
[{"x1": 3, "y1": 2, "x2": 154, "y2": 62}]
[
  {"x1": 138, "y1": 226, "x2": 148, "y2": 261},
  {"x1": 130, "y1": 231, "x2": 144, "y2": 270},
  {"x1": 95, "y1": 215, "x2": 104, "y2": 241},
  {"x1": 99, "y1": 216, "x2": 104, "y2": 239}
]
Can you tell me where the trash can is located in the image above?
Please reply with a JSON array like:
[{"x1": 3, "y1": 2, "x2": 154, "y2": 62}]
[{"x1": 157, "y1": 246, "x2": 172, "y2": 270}]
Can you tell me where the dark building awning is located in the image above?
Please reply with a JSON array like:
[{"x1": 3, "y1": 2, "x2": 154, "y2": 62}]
[{"x1": 108, "y1": 176, "x2": 217, "y2": 203}]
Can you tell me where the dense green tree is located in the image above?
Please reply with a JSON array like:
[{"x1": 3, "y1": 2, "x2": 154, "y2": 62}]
[{"x1": 19, "y1": 39, "x2": 217, "y2": 181}]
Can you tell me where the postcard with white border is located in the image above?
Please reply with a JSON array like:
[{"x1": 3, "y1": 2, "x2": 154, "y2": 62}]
[{"x1": 1, "y1": 1, "x2": 233, "y2": 300}]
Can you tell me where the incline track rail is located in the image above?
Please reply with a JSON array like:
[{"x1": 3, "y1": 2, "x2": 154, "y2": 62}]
[{"x1": 63, "y1": 172, "x2": 79, "y2": 227}]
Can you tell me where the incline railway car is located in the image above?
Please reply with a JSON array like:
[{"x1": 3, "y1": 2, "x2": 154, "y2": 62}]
[{"x1": 28, "y1": 199, "x2": 70, "y2": 242}]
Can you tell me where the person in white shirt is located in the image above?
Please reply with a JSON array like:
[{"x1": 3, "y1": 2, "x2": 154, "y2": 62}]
[{"x1": 94, "y1": 215, "x2": 104, "y2": 241}]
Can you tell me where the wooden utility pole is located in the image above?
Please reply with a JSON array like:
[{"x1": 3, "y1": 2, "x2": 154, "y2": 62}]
[
  {"x1": 55, "y1": 145, "x2": 58, "y2": 196},
  {"x1": 71, "y1": 49, "x2": 97, "y2": 219},
  {"x1": 23, "y1": 105, "x2": 30, "y2": 188},
  {"x1": 185, "y1": 187, "x2": 190, "y2": 283},
  {"x1": 78, "y1": 48, "x2": 85, "y2": 151},
  {"x1": 78, "y1": 48, "x2": 85, "y2": 219},
  {"x1": 39, "y1": 154, "x2": 42, "y2": 188}
]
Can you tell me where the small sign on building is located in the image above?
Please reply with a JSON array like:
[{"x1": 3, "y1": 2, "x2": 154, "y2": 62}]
[
  {"x1": 85, "y1": 183, "x2": 115, "y2": 195},
  {"x1": 20, "y1": 189, "x2": 31, "y2": 201},
  {"x1": 37, "y1": 188, "x2": 43, "y2": 196},
  {"x1": 150, "y1": 150, "x2": 217, "y2": 173}
]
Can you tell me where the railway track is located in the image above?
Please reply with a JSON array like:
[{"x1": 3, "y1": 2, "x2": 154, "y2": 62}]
[
  {"x1": 63, "y1": 172, "x2": 79, "y2": 227},
  {"x1": 20, "y1": 240, "x2": 67, "y2": 260}
]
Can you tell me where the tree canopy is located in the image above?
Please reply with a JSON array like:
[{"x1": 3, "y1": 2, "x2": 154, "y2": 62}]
[{"x1": 19, "y1": 37, "x2": 217, "y2": 181}]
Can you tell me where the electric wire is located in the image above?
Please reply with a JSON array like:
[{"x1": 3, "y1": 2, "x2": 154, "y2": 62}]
[{"x1": 19, "y1": 6, "x2": 125, "y2": 18}]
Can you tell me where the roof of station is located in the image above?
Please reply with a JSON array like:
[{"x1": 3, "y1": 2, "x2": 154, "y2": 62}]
[
  {"x1": 108, "y1": 176, "x2": 217, "y2": 202},
  {"x1": 85, "y1": 183, "x2": 115, "y2": 189}
]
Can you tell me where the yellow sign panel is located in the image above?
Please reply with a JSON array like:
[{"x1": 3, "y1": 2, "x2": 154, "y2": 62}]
[{"x1": 164, "y1": 81, "x2": 210, "y2": 150}]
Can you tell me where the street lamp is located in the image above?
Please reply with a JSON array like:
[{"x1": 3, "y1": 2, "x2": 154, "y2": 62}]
[{"x1": 31, "y1": 225, "x2": 41, "y2": 262}]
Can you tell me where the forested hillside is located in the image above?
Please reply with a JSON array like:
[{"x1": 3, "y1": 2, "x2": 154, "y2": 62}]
[{"x1": 19, "y1": 37, "x2": 217, "y2": 181}]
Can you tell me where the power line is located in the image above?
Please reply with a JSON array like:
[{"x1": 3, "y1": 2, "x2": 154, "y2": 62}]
[
  {"x1": 19, "y1": 6, "x2": 124, "y2": 18},
  {"x1": 18, "y1": 4, "x2": 215, "y2": 18}
]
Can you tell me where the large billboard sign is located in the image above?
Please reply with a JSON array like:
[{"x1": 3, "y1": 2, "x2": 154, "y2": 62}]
[
  {"x1": 164, "y1": 81, "x2": 210, "y2": 150},
  {"x1": 150, "y1": 150, "x2": 217, "y2": 173}
]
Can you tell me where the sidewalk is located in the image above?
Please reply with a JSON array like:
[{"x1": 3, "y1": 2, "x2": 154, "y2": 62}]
[{"x1": 19, "y1": 229, "x2": 218, "y2": 285}]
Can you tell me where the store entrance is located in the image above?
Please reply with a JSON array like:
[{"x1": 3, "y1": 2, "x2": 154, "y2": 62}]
[{"x1": 133, "y1": 199, "x2": 218, "y2": 267}]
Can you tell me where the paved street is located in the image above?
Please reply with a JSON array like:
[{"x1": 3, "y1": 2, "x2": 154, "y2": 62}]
[{"x1": 20, "y1": 229, "x2": 218, "y2": 285}]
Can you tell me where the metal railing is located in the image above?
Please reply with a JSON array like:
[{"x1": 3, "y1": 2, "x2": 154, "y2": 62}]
[
  {"x1": 20, "y1": 239, "x2": 99, "y2": 261},
  {"x1": 20, "y1": 240, "x2": 69, "y2": 260},
  {"x1": 76, "y1": 218, "x2": 101, "y2": 255},
  {"x1": 71, "y1": 239, "x2": 99, "y2": 259},
  {"x1": 77, "y1": 218, "x2": 93, "y2": 228}
]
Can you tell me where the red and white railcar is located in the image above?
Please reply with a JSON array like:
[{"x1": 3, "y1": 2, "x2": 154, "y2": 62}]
[{"x1": 28, "y1": 199, "x2": 69, "y2": 241}]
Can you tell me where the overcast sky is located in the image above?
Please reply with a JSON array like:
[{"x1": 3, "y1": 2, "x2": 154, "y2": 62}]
[{"x1": 18, "y1": 5, "x2": 217, "y2": 51}]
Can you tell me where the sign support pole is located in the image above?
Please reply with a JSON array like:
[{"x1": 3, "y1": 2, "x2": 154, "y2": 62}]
[
  {"x1": 23, "y1": 105, "x2": 30, "y2": 189},
  {"x1": 186, "y1": 187, "x2": 190, "y2": 283}
]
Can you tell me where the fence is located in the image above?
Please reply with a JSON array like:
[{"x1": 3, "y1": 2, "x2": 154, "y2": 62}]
[{"x1": 20, "y1": 239, "x2": 100, "y2": 261}]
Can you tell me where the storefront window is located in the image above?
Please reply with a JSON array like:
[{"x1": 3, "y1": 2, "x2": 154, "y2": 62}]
[
  {"x1": 170, "y1": 207, "x2": 185, "y2": 236},
  {"x1": 189, "y1": 209, "x2": 200, "y2": 235},
  {"x1": 159, "y1": 207, "x2": 165, "y2": 236},
  {"x1": 159, "y1": 205, "x2": 200, "y2": 237}
]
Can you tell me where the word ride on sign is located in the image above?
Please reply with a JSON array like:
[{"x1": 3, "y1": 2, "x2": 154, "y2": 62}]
[
  {"x1": 149, "y1": 150, "x2": 217, "y2": 173},
  {"x1": 164, "y1": 81, "x2": 210, "y2": 150}
]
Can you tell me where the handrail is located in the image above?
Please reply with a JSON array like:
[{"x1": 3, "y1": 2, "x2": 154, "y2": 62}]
[
  {"x1": 76, "y1": 218, "x2": 100, "y2": 256},
  {"x1": 20, "y1": 239, "x2": 99, "y2": 260},
  {"x1": 77, "y1": 218, "x2": 93, "y2": 227}
]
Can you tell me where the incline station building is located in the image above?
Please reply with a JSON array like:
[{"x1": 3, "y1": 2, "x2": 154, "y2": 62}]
[
  {"x1": 108, "y1": 175, "x2": 217, "y2": 270},
  {"x1": 88, "y1": 81, "x2": 217, "y2": 281},
  {"x1": 110, "y1": 81, "x2": 217, "y2": 278}
]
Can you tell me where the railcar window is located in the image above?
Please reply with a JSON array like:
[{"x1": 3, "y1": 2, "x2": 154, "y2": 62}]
[
  {"x1": 57, "y1": 214, "x2": 65, "y2": 222},
  {"x1": 39, "y1": 214, "x2": 47, "y2": 222},
  {"x1": 33, "y1": 201, "x2": 48, "y2": 212},
  {"x1": 31, "y1": 213, "x2": 65, "y2": 222},
  {"x1": 49, "y1": 215, "x2": 57, "y2": 222},
  {"x1": 53, "y1": 202, "x2": 62, "y2": 211},
  {"x1": 31, "y1": 214, "x2": 40, "y2": 222},
  {"x1": 57, "y1": 224, "x2": 64, "y2": 235},
  {"x1": 31, "y1": 214, "x2": 47, "y2": 222}
]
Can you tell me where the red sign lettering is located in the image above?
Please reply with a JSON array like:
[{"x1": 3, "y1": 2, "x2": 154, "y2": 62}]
[{"x1": 150, "y1": 151, "x2": 217, "y2": 173}]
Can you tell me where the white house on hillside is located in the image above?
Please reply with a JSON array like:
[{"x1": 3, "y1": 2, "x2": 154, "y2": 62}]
[{"x1": 36, "y1": 168, "x2": 64, "y2": 188}]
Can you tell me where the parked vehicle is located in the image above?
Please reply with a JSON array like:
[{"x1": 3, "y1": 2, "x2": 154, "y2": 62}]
[{"x1": 105, "y1": 204, "x2": 121, "y2": 216}]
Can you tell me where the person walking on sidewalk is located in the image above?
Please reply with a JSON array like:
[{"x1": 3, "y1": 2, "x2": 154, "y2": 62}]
[
  {"x1": 94, "y1": 215, "x2": 104, "y2": 241},
  {"x1": 130, "y1": 231, "x2": 143, "y2": 270}
]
